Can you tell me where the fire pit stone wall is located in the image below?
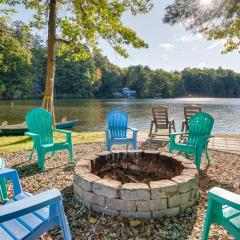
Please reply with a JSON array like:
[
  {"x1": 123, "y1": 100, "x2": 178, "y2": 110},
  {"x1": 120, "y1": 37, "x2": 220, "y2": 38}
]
[{"x1": 73, "y1": 150, "x2": 198, "y2": 219}]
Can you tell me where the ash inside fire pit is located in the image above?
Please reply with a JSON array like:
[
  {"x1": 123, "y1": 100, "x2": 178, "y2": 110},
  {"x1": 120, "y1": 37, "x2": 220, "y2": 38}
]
[{"x1": 92, "y1": 151, "x2": 184, "y2": 184}]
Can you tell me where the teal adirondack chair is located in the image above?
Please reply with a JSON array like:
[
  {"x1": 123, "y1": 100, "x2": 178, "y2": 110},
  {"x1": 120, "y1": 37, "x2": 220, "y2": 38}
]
[
  {"x1": 169, "y1": 112, "x2": 214, "y2": 171},
  {"x1": 202, "y1": 187, "x2": 240, "y2": 240},
  {"x1": 0, "y1": 158, "x2": 7, "y2": 202},
  {"x1": 25, "y1": 108, "x2": 73, "y2": 169}
]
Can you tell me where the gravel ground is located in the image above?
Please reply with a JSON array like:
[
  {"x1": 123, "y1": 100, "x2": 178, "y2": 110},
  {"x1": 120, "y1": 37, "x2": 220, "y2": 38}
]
[{"x1": 2, "y1": 140, "x2": 240, "y2": 240}]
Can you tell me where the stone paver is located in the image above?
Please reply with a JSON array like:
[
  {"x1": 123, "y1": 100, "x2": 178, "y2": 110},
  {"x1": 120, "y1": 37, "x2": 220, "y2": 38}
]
[
  {"x1": 208, "y1": 137, "x2": 240, "y2": 154},
  {"x1": 137, "y1": 132, "x2": 240, "y2": 155}
]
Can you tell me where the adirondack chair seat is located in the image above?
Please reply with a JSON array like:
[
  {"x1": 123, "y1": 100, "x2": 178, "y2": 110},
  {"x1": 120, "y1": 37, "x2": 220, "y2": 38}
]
[
  {"x1": 41, "y1": 142, "x2": 70, "y2": 150},
  {"x1": 0, "y1": 169, "x2": 71, "y2": 240},
  {"x1": 202, "y1": 187, "x2": 240, "y2": 239}
]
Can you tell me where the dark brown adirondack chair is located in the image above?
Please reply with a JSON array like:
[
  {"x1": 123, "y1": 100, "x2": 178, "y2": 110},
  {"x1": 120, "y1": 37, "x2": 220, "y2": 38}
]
[
  {"x1": 181, "y1": 105, "x2": 202, "y2": 132},
  {"x1": 149, "y1": 105, "x2": 176, "y2": 136}
]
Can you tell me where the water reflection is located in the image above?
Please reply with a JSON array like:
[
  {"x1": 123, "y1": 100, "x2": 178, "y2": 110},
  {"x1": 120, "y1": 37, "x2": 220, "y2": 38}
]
[{"x1": 0, "y1": 98, "x2": 239, "y2": 134}]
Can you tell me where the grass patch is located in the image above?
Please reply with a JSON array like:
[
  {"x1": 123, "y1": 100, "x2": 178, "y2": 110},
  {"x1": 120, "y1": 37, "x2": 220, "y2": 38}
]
[
  {"x1": 0, "y1": 131, "x2": 105, "y2": 153},
  {"x1": 215, "y1": 134, "x2": 240, "y2": 138}
]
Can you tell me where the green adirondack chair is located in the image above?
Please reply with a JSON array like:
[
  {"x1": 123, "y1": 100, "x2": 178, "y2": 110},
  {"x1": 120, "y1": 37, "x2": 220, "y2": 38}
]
[
  {"x1": 0, "y1": 158, "x2": 7, "y2": 202},
  {"x1": 169, "y1": 112, "x2": 214, "y2": 171},
  {"x1": 202, "y1": 187, "x2": 240, "y2": 240},
  {"x1": 25, "y1": 108, "x2": 73, "y2": 170}
]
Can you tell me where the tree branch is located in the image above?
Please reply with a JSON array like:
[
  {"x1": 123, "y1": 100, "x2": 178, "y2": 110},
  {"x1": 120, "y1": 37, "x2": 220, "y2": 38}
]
[{"x1": 56, "y1": 38, "x2": 71, "y2": 45}]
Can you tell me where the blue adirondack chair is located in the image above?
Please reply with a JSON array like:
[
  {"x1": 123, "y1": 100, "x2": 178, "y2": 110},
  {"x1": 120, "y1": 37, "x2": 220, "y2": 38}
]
[
  {"x1": 104, "y1": 109, "x2": 138, "y2": 151},
  {"x1": 202, "y1": 187, "x2": 240, "y2": 240},
  {"x1": 25, "y1": 108, "x2": 73, "y2": 169},
  {"x1": 169, "y1": 112, "x2": 214, "y2": 171},
  {"x1": 0, "y1": 168, "x2": 71, "y2": 239},
  {"x1": 0, "y1": 158, "x2": 7, "y2": 203}
]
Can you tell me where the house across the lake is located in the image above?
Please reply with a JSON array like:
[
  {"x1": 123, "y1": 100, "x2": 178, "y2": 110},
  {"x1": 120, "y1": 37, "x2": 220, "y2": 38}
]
[{"x1": 116, "y1": 88, "x2": 136, "y2": 98}]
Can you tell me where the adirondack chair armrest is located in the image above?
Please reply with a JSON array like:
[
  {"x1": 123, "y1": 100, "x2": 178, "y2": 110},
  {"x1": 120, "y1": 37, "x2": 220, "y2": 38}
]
[
  {"x1": 0, "y1": 188, "x2": 62, "y2": 223},
  {"x1": 103, "y1": 128, "x2": 111, "y2": 140},
  {"x1": 102, "y1": 128, "x2": 109, "y2": 132},
  {"x1": 128, "y1": 127, "x2": 138, "y2": 132},
  {"x1": 181, "y1": 120, "x2": 186, "y2": 132},
  {"x1": 25, "y1": 132, "x2": 39, "y2": 137},
  {"x1": 170, "y1": 132, "x2": 187, "y2": 136},
  {"x1": 54, "y1": 129, "x2": 71, "y2": 135},
  {"x1": 25, "y1": 132, "x2": 41, "y2": 145},
  {"x1": 0, "y1": 169, "x2": 22, "y2": 197},
  {"x1": 208, "y1": 187, "x2": 240, "y2": 211},
  {"x1": 198, "y1": 135, "x2": 214, "y2": 146}
]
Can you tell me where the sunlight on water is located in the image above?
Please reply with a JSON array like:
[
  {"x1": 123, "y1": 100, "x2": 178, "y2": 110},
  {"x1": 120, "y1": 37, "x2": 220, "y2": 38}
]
[{"x1": 0, "y1": 98, "x2": 239, "y2": 134}]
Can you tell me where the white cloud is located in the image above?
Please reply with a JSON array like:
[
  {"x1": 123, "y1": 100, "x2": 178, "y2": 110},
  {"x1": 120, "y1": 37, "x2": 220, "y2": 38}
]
[
  {"x1": 198, "y1": 62, "x2": 207, "y2": 68},
  {"x1": 161, "y1": 54, "x2": 169, "y2": 60},
  {"x1": 174, "y1": 33, "x2": 203, "y2": 42},
  {"x1": 160, "y1": 43, "x2": 175, "y2": 52},
  {"x1": 208, "y1": 40, "x2": 224, "y2": 49}
]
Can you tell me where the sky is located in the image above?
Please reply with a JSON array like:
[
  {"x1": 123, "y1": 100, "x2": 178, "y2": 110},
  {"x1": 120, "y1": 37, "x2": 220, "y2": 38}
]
[{"x1": 6, "y1": 0, "x2": 240, "y2": 72}]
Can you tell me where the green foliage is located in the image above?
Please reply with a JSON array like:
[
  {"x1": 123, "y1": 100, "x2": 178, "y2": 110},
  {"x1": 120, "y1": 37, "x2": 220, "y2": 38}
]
[
  {"x1": 163, "y1": 0, "x2": 240, "y2": 53},
  {"x1": 1, "y1": 27, "x2": 240, "y2": 99},
  {"x1": 0, "y1": 18, "x2": 33, "y2": 99},
  {"x1": 1, "y1": 0, "x2": 153, "y2": 60}
]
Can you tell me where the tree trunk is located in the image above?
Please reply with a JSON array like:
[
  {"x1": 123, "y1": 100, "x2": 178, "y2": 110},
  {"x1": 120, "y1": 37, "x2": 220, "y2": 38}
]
[{"x1": 42, "y1": 0, "x2": 56, "y2": 126}]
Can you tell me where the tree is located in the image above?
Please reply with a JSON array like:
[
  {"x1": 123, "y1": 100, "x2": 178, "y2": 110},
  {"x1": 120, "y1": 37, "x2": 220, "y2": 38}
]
[
  {"x1": 1, "y1": 0, "x2": 153, "y2": 121},
  {"x1": 0, "y1": 17, "x2": 33, "y2": 99},
  {"x1": 163, "y1": 0, "x2": 240, "y2": 53}
]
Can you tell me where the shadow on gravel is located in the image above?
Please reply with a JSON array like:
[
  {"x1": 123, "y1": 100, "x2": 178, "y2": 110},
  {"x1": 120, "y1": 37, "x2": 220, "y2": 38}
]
[
  {"x1": 199, "y1": 169, "x2": 235, "y2": 193},
  {"x1": 140, "y1": 138, "x2": 169, "y2": 150},
  {"x1": 14, "y1": 159, "x2": 75, "y2": 178}
]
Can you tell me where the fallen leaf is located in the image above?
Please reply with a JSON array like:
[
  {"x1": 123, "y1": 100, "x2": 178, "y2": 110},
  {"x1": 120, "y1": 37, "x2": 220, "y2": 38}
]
[
  {"x1": 89, "y1": 217, "x2": 98, "y2": 224},
  {"x1": 129, "y1": 219, "x2": 141, "y2": 227}
]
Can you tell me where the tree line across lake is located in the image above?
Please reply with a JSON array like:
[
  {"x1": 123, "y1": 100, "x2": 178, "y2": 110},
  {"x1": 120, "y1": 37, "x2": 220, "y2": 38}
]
[{"x1": 1, "y1": 19, "x2": 240, "y2": 100}]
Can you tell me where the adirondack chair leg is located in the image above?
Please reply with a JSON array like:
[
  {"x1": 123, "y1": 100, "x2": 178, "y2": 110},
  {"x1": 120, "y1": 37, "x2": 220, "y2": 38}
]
[
  {"x1": 195, "y1": 152, "x2": 202, "y2": 172},
  {"x1": 37, "y1": 151, "x2": 45, "y2": 170},
  {"x1": 56, "y1": 201, "x2": 71, "y2": 240},
  {"x1": 185, "y1": 152, "x2": 190, "y2": 159},
  {"x1": 68, "y1": 146, "x2": 73, "y2": 161},
  {"x1": 181, "y1": 121, "x2": 185, "y2": 132},
  {"x1": 29, "y1": 148, "x2": 34, "y2": 161},
  {"x1": 202, "y1": 199, "x2": 214, "y2": 240},
  {"x1": 0, "y1": 158, "x2": 7, "y2": 202},
  {"x1": 149, "y1": 120, "x2": 154, "y2": 136},
  {"x1": 205, "y1": 149, "x2": 211, "y2": 164},
  {"x1": 0, "y1": 179, "x2": 8, "y2": 203},
  {"x1": 106, "y1": 142, "x2": 111, "y2": 151},
  {"x1": 172, "y1": 120, "x2": 176, "y2": 132}
]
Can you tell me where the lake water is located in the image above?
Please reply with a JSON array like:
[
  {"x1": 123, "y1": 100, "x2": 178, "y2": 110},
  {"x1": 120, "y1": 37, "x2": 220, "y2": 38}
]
[{"x1": 0, "y1": 98, "x2": 239, "y2": 134}]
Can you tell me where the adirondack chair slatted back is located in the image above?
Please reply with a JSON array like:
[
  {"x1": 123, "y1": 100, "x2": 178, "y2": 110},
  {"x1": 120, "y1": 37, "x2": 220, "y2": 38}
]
[
  {"x1": 107, "y1": 110, "x2": 128, "y2": 139},
  {"x1": 184, "y1": 105, "x2": 202, "y2": 129},
  {"x1": 188, "y1": 112, "x2": 214, "y2": 146},
  {"x1": 152, "y1": 105, "x2": 168, "y2": 129},
  {"x1": 26, "y1": 108, "x2": 53, "y2": 144}
]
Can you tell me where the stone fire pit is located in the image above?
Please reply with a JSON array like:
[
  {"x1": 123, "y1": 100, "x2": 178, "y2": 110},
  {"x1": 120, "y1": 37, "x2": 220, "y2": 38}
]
[{"x1": 73, "y1": 150, "x2": 198, "y2": 219}]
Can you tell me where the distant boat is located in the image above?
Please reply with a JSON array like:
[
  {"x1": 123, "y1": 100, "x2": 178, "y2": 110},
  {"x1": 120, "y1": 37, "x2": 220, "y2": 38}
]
[{"x1": 0, "y1": 120, "x2": 78, "y2": 136}]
